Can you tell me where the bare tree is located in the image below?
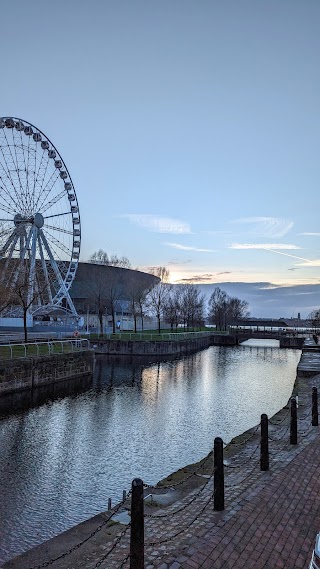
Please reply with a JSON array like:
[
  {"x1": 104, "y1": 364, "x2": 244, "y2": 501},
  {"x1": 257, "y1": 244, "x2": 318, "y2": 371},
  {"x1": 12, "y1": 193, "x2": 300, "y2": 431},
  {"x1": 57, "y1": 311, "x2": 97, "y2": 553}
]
[
  {"x1": 84, "y1": 265, "x2": 126, "y2": 334},
  {"x1": 208, "y1": 287, "x2": 250, "y2": 331},
  {"x1": 83, "y1": 264, "x2": 108, "y2": 335},
  {"x1": 146, "y1": 267, "x2": 171, "y2": 333},
  {"x1": 0, "y1": 260, "x2": 46, "y2": 342},
  {"x1": 89, "y1": 249, "x2": 131, "y2": 269},
  {"x1": 127, "y1": 272, "x2": 154, "y2": 332},
  {"x1": 182, "y1": 285, "x2": 205, "y2": 329},
  {"x1": 308, "y1": 309, "x2": 320, "y2": 332}
]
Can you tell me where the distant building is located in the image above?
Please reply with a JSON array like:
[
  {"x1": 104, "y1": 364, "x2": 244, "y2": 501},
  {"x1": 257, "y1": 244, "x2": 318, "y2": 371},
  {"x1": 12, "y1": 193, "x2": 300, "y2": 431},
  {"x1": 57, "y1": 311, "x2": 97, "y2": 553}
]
[{"x1": 68, "y1": 263, "x2": 159, "y2": 331}]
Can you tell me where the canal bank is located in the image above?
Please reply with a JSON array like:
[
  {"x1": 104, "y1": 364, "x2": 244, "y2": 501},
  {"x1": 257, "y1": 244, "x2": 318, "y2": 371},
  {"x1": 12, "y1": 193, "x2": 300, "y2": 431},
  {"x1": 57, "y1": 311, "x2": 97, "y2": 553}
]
[
  {"x1": 0, "y1": 349, "x2": 95, "y2": 396},
  {"x1": 2, "y1": 340, "x2": 317, "y2": 569}
]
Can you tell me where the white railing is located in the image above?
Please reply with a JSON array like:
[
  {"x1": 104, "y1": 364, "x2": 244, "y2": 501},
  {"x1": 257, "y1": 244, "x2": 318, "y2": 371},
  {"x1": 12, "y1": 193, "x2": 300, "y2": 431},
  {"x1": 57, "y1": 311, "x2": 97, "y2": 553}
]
[
  {"x1": 99, "y1": 331, "x2": 214, "y2": 341},
  {"x1": 0, "y1": 332, "x2": 59, "y2": 344},
  {"x1": 0, "y1": 339, "x2": 90, "y2": 359}
]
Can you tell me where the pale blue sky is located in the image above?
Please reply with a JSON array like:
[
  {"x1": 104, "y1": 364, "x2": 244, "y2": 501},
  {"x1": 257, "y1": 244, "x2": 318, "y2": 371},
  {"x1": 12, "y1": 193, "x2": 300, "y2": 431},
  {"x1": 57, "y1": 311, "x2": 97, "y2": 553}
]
[{"x1": 1, "y1": 0, "x2": 320, "y2": 286}]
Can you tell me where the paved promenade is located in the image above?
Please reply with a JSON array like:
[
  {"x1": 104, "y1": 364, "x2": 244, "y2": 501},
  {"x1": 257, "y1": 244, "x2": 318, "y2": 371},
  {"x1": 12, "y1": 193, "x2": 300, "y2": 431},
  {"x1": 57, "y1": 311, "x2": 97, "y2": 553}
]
[{"x1": 4, "y1": 346, "x2": 320, "y2": 569}]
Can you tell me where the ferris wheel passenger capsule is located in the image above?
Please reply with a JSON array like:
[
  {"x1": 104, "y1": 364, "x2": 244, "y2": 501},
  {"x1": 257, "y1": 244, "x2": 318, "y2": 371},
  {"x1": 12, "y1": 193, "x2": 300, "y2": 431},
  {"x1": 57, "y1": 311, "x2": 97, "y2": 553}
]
[
  {"x1": 60, "y1": 171, "x2": 67, "y2": 179},
  {"x1": 15, "y1": 121, "x2": 24, "y2": 131},
  {"x1": 71, "y1": 206, "x2": 78, "y2": 213},
  {"x1": 33, "y1": 133, "x2": 41, "y2": 142},
  {"x1": 64, "y1": 182, "x2": 72, "y2": 191},
  {"x1": 41, "y1": 141, "x2": 49, "y2": 150},
  {"x1": 48, "y1": 149, "x2": 56, "y2": 159},
  {"x1": 24, "y1": 126, "x2": 33, "y2": 135},
  {"x1": 68, "y1": 193, "x2": 75, "y2": 201},
  {"x1": 6, "y1": 118, "x2": 15, "y2": 128},
  {"x1": 54, "y1": 160, "x2": 62, "y2": 169},
  {"x1": 0, "y1": 119, "x2": 5, "y2": 128}
]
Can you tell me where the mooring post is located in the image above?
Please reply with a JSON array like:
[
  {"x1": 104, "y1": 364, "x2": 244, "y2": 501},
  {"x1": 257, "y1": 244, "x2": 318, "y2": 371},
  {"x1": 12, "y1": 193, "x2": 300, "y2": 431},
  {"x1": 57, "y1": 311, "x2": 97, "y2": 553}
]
[
  {"x1": 214, "y1": 437, "x2": 224, "y2": 511},
  {"x1": 260, "y1": 413, "x2": 269, "y2": 471},
  {"x1": 290, "y1": 397, "x2": 298, "y2": 445},
  {"x1": 130, "y1": 478, "x2": 144, "y2": 569},
  {"x1": 108, "y1": 497, "x2": 112, "y2": 510},
  {"x1": 312, "y1": 387, "x2": 319, "y2": 426}
]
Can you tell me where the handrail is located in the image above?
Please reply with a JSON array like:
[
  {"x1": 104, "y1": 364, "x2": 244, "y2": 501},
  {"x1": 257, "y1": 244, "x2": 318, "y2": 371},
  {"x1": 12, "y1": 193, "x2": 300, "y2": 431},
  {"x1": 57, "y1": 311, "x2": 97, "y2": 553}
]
[
  {"x1": 0, "y1": 339, "x2": 90, "y2": 360},
  {"x1": 98, "y1": 331, "x2": 214, "y2": 341}
]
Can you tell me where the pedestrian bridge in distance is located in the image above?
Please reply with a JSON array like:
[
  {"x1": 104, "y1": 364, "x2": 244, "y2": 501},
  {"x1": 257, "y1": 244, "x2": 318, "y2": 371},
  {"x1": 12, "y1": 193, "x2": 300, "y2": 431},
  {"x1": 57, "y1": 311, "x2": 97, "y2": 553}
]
[{"x1": 229, "y1": 318, "x2": 309, "y2": 348}]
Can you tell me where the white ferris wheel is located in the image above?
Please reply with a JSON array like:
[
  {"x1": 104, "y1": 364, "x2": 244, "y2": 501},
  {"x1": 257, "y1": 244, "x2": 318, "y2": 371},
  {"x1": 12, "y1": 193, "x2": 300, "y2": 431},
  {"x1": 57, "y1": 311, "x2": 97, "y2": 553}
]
[{"x1": 0, "y1": 117, "x2": 80, "y2": 318}]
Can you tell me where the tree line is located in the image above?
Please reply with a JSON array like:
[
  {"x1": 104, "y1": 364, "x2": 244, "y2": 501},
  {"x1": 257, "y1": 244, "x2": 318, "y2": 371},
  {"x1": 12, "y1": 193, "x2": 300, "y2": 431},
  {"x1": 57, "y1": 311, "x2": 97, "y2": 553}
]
[{"x1": 85, "y1": 256, "x2": 250, "y2": 334}]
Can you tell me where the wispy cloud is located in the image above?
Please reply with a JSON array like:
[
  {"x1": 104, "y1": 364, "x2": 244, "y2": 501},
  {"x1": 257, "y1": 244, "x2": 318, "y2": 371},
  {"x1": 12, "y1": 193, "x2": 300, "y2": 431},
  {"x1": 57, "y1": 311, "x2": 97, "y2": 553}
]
[
  {"x1": 168, "y1": 259, "x2": 192, "y2": 265},
  {"x1": 299, "y1": 232, "x2": 320, "y2": 236},
  {"x1": 176, "y1": 274, "x2": 215, "y2": 283},
  {"x1": 165, "y1": 242, "x2": 216, "y2": 253},
  {"x1": 230, "y1": 243, "x2": 313, "y2": 264},
  {"x1": 123, "y1": 214, "x2": 191, "y2": 234},
  {"x1": 230, "y1": 243, "x2": 301, "y2": 250},
  {"x1": 295, "y1": 260, "x2": 320, "y2": 267},
  {"x1": 233, "y1": 217, "x2": 293, "y2": 238}
]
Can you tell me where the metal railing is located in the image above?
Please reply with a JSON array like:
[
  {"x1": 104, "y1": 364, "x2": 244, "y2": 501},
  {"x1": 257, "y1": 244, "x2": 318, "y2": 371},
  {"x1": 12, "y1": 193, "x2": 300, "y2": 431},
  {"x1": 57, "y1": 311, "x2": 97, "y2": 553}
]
[
  {"x1": 100, "y1": 331, "x2": 215, "y2": 341},
  {"x1": 0, "y1": 338, "x2": 90, "y2": 360}
]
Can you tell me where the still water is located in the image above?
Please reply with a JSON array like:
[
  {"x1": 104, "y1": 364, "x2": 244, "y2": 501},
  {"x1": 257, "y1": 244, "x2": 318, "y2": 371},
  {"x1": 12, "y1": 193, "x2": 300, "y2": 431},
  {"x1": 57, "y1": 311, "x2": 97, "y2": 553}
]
[{"x1": 0, "y1": 341, "x2": 301, "y2": 563}]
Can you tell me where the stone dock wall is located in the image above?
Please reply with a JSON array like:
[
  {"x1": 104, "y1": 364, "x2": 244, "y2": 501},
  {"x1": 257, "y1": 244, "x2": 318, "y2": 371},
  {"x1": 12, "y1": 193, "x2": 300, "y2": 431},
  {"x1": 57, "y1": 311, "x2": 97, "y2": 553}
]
[
  {"x1": 93, "y1": 333, "x2": 235, "y2": 356},
  {"x1": 0, "y1": 351, "x2": 95, "y2": 395}
]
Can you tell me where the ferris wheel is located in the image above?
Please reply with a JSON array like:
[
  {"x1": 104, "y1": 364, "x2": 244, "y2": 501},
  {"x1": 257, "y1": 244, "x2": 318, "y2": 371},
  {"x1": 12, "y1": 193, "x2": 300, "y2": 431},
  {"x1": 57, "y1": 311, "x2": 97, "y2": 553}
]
[{"x1": 0, "y1": 117, "x2": 80, "y2": 317}]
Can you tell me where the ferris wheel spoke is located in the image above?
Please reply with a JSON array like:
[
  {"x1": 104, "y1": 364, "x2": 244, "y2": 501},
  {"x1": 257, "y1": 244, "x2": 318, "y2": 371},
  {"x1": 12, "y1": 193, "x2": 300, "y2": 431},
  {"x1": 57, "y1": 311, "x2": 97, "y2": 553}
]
[
  {"x1": 44, "y1": 223, "x2": 74, "y2": 235},
  {"x1": 11, "y1": 131, "x2": 28, "y2": 205},
  {"x1": 40, "y1": 186, "x2": 67, "y2": 215},
  {"x1": 16, "y1": 131, "x2": 33, "y2": 210},
  {"x1": 0, "y1": 165, "x2": 22, "y2": 205},
  {"x1": 43, "y1": 228, "x2": 72, "y2": 258},
  {"x1": 24, "y1": 133, "x2": 34, "y2": 211},
  {"x1": 0, "y1": 130, "x2": 26, "y2": 209},
  {"x1": 36, "y1": 169, "x2": 61, "y2": 212},
  {"x1": 33, "y1": 150, "x2": 51, "y2": 211},
  {"x1": 0, "y1": 196, "x2": 17, "y2": 217},
  {"x1": 0, "y1": 164, "x2": 24, "y2": 212},
  {"x1": 43, "y1": 211, "x2": 71, "y2": 220}
]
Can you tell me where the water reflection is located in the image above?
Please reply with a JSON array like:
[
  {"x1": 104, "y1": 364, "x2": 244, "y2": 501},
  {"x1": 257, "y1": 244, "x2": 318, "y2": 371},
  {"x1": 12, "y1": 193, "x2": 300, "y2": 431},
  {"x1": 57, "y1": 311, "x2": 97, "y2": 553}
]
[{"x1": 0, "y1": 344, "x2": 301, "y2": 563}]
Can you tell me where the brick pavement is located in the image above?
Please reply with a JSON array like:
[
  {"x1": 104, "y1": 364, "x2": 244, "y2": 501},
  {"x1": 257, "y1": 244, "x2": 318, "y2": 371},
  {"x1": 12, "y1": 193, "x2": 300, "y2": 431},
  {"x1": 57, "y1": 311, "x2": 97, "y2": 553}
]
[{"x1": 4, "y1": 372, "x2": 320, "y2": 569}]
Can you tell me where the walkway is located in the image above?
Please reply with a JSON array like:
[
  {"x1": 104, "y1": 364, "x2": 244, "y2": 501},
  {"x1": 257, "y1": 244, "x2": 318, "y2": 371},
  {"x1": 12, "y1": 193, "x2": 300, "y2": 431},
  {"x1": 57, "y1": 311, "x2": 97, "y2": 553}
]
[{"x1": 3, "y1": 351, "x2": 320, "y2": 569}]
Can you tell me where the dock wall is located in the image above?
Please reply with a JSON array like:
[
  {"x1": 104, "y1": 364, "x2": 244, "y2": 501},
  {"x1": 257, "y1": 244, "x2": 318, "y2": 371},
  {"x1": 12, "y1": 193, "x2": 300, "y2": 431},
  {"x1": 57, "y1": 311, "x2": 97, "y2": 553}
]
[
  {"x1": 0, "y1": 351, "x2": 95, "y2": 395},
  {"x1": 93, "y1": 334, "x2": 236, "y2": 356}
]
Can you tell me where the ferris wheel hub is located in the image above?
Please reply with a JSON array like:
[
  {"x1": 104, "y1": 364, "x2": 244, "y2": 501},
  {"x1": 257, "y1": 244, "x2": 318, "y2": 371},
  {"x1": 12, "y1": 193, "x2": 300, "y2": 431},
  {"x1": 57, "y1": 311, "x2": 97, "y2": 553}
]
[
  {"x1": 34, "y1": 213, "x2": 44, "y2": 228},
  {"x1": 13, "y1": 212, "x2": 44, "y2": 228}
]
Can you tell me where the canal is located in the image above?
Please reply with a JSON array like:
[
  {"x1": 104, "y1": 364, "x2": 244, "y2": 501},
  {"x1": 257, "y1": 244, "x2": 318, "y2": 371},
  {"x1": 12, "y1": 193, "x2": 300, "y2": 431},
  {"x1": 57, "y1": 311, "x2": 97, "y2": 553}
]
[{"x1": 0, "y1": 340, "x2": 301, "y2": 564}]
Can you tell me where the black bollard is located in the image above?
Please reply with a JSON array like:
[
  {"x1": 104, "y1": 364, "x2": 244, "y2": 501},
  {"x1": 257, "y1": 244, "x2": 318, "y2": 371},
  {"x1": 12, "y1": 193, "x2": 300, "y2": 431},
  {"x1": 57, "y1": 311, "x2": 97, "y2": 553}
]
[
  {"x1": 130, "y1": 478, "x2": 144, "y2": 569},
  {"x1": 214, "y1": 437, "x2": 224, "y2": 511},
  {"x1": 290, "y1": 397, "x2": 298, "y2": 445},
  {"x1": 108, "y1": 497, "x2": 112, "y2": 510},
  {"x1": 312, "y1": 387, "x2": 319, "y2": 426},
  {"x1": 260, "y1": 413, "x2": 269, "y2": 471}
]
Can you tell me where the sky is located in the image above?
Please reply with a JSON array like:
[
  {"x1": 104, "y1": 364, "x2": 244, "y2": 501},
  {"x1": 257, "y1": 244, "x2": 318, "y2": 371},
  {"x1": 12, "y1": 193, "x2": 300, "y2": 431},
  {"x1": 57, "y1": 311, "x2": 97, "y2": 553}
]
[{"x1": 1, "y1": 0, "x2": 320, "y2": 296}]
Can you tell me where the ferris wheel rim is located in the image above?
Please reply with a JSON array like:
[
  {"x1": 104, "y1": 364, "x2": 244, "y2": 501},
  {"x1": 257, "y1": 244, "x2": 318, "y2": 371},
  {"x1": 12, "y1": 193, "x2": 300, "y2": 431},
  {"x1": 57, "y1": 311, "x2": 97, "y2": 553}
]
[{"x1": 0, "y1": 116, "x2": 81, "y2": 315}]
